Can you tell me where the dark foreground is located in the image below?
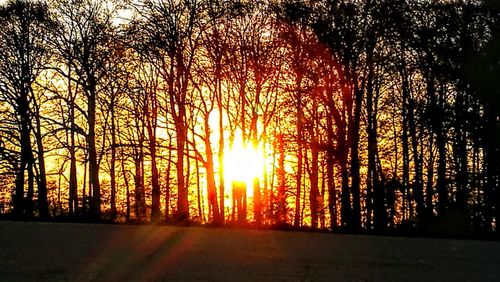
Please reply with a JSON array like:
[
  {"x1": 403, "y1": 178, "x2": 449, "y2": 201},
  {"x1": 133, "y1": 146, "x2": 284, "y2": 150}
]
[{"x1": 0, "y1": 221, "x2": 499, "y2": 281}]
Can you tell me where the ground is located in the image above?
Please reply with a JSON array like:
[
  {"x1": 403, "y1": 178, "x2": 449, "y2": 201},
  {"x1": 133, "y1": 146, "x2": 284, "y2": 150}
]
[{"x1": 0, "y1": 221, "x2": 499, "y2": 281}]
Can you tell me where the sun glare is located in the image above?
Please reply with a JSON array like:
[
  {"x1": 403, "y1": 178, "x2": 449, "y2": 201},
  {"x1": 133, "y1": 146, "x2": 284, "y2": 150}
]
[{"x1": 224, "y1": 140, "x2": 264, "y2": 198}]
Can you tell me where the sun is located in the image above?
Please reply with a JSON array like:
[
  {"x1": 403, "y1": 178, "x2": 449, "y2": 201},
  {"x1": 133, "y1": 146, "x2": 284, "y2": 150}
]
[{"x1": 223, "y1": 140, "x2": 264, "y2": 197}]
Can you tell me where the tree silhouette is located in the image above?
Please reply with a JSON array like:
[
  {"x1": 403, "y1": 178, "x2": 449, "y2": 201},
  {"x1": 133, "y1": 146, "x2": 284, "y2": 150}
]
[
  {"x1": 0, "y1": 0, "x2": 53, "y2": 218},
  {"x1": 0, "y1": 0, "x2": 499, "y2": 235}
]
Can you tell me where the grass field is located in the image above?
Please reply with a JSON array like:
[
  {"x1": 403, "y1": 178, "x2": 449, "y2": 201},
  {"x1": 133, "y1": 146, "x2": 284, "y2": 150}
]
[{"x1": 0, "y1": 221, "x2": 499, "y2": 281}]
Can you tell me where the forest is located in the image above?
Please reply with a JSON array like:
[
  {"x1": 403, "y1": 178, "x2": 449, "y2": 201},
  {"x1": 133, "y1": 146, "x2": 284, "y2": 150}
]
[{"x1": 1, "y1": 0, "x2": 499, "y2": 234}]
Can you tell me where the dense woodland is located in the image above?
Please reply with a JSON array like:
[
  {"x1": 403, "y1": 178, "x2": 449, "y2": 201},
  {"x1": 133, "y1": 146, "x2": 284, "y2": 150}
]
[{"x1": 1, "y1": 0, "x2": 500, "y2": 233}]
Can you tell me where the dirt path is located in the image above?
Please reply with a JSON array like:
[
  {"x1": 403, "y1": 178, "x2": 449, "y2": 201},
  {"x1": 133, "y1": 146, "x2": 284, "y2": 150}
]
[{"x1": 0, "y1": 221, "x2": 499, "y2": 281}]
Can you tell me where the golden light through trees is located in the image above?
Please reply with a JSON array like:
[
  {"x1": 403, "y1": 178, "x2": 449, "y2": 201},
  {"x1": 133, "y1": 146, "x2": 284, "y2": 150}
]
[
  {"x1": 1, "y1": 0, "x2": 500, "y2": 234},
  {"x1": 223, "y1": 135, "x2": 266, "y2": 198}
]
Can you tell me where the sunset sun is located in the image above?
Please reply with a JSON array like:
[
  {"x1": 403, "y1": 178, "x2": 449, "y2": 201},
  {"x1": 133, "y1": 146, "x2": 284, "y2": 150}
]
[{"x1": 224, "y1": 141, "x2": 264, "y2": 197}]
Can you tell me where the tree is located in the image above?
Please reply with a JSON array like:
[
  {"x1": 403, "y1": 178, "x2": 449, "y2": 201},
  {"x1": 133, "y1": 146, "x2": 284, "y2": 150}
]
[
  {"x1": 0, "y1": 0, "x2": 53, "y2": 218},
  {"x1": 133, "y1": 0, "x2": 206, "y2": 222},
  {"x1": 50, "y1": 0, "x2": 119, "y2": 220}
]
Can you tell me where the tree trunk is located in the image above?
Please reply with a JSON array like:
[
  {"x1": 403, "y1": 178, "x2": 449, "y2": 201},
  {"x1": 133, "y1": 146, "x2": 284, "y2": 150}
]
[
  {"x1": 295, "y1": 138, "x2": 303, "y2": 227},
  {"x1": 110, "y1": 98, "x2": 117, "y2": 220},
  {"x1": 81, "y1": 159, "x2": 87, "y2": 217},
  {"x1": 426, "y1": 91, "x2": 435, "y2": 218},
  {"x1": 310, "y1": 142, "x2": 319, "y2": 229},
  {"x1": 408, "y1": 92, "x2": 425, "y2": 218},
  {"x1": 33, "y1": 102, "x2": 48, "y2": 219},
  {"x1": 326, "y1": 116, "x2": 337, "y2": 229},
  {"x1": 262, "y1": 130, "x2": 269, "y2": 224},
  {"x1": 401, "y1": 72, "x2": 411, "y2": 221},
  {"x1": 120, "y1": 144, "x2": 130, "y2": 221},
  {"x1": 218, "y1": 87, "x2": 225, "y2": 223},
  {"x1": 88, "y1": 81, "x2": 101, "y2": 220},
  {"x1": 134, "y1": 127, "x2": 146, "y2": 222},
  {"x1": 69, "y1": 112, "x2": 78, "y2": 217},
  {"x1": 436, "y1": 85, "x2": 448, "y2": 217},
  {"x1": 15, "y1": 88, "x2": 33, "y2": 218},
  {"x1": 294, "y1": 78, "x2": 303, "y2": 227},
  {"x1": 165, "y1": 137, "x2": 172, "y2": 221},
  {"x1": 454, "y1": 90, "x2": 469, "y2": 212},
  {"x1": 277, "y1": 134, "x2": 286, "y2": 224},
  {"x1": 204, "y1": 118, "x2": 220, "y2": 223},
  {"x1": 349, "y1": 88, "x2": 362, "y2": 230},
  {"x1": 484, "y1": 106, "x2": 497, "y2": 231},
  {"x1": 175, "y1": 117, "x2": 189, "y2": 221},
  {"x1": 320, "y1": 161, "x2": 326, "y2": 229},
  {"x1": 251, "y1": 115, "x2": 262, "y2": 225},
  {"x1": 65, "y1": 62, "x2": 78, "y2": 217},
  {"x1": 150, "y1": 126, "x2": 160, "y2": 222},
  {"x1": 195, "y1": 150, "x2": 203, "y2": 221},
  {"x1": 30, "y1": 67, "x2": 49, "y2": 218},
  {"x1": 26, "y1": 160, "x2": 35, "y2": 217},
  {"x1": 339, "y1": 123, "x2": 351, "y2": 228},
  {"x1": 367, "y1": 75, "x2": 385, "y2": 230}
]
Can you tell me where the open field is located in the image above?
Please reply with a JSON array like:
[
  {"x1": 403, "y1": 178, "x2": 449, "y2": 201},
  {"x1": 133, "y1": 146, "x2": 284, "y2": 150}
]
[{"x1": 0, "y1": 221, "x2": 499, "y2": 281}]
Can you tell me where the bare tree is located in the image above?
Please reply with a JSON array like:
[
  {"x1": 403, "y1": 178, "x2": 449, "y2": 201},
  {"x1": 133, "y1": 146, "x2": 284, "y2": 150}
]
[{"x1": 0, "y1": 0, "x2": 53, "y2": 218}]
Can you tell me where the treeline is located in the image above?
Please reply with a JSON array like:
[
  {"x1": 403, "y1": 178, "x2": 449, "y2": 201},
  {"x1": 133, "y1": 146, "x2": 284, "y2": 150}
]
[{"x1": 0, "y1": 0, "x2": 499, "y2": 233}]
